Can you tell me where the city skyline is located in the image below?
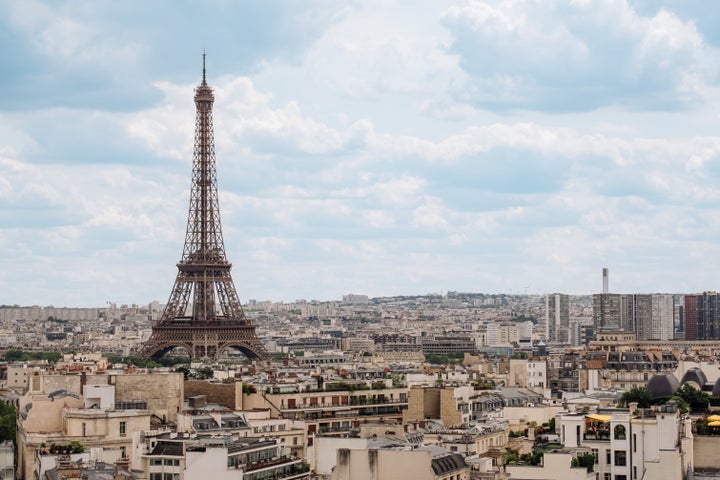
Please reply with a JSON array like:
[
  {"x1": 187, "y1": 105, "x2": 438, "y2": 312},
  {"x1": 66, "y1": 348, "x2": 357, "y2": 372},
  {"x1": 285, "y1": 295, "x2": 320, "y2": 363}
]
[{"x1": 1, "y1": 1, "x2": 720, "y2": 307}]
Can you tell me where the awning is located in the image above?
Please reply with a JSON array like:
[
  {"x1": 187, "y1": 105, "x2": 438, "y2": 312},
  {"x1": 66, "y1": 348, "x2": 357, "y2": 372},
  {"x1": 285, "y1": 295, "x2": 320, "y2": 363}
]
[
  {"x1": 707, "y1": 415, "x2": 720, "y2": 422},
  {"x1": 586, "y1": 413, "x2": 611, "y2": 423}
]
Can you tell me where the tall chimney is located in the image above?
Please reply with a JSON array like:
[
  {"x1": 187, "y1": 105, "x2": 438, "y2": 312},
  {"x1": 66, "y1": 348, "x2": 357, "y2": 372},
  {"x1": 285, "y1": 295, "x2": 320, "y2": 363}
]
[{"x1": 602, "y1": 268, "x2": 609, "y2": 294}]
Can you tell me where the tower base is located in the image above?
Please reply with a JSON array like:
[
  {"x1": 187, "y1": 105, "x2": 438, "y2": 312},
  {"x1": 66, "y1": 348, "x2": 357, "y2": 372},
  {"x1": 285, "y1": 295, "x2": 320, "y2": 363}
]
[{"x1": 141, "y1": 323, "x2": 269, "y2": 361}]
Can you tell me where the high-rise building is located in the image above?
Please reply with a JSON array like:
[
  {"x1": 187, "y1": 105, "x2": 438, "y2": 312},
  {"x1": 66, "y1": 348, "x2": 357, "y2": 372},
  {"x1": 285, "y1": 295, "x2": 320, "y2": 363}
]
[
  {"x1": 545, "y1": 293, "x2": 569, "y2": 343},
  {"x1": 684, "y1": 292, "x2": 720, "y2": 340},
  {"x1": 684, "y1": 295, "x2": 698, "y2": 340},
  {"x1": 592, "y1": 293, "x2": 633, "y2": 332},
  {"x1": 594, "y1": 294, "x2": 674, "y2": 340},
  {"x1": 634, "y1": 294, "x2": 674, "y2": 340}
]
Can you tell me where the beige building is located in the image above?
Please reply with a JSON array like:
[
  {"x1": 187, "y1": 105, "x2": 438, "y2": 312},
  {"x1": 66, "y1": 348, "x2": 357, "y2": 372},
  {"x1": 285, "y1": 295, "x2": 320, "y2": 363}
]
[
  {"x1": 507, "y1": 358, "x2": 547, "y2": 393},
  {"x1": 18, "y1": 397, "x2": 150, "y2": 479},
  {"x1": 243, "y1": 385, "x2": 408, "y2": 450},
  {"x1": 136, "y1": 432, "x2": 309, "y2": 480},
  {"x1": 497, "y1": 323, "x2": 520, "y2": 345},
  {"x1": 403, "y1": 387, "x2": 463, "y2": 428},
  {"x1": 16, "y1": 370, "x2": 181, "y2": 479},
  {"x1": 502, "y1": 405, "x2": 563, "y2": 433},
  {"x1": 330, "y1": 445, "x2": 468, "y2": 480},
  {"x1": 505, "y1": 449, "x2": 594, "y2": 480},
  {"x1": 0, "y1": 441, "x2": 13, "y2": 480}
]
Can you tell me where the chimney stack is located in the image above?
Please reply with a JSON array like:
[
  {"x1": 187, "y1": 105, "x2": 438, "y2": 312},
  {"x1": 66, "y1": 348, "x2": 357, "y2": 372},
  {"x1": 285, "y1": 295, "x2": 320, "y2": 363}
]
[{"x1": 602, "y1": 268, "x2": 609, "y2": 294}]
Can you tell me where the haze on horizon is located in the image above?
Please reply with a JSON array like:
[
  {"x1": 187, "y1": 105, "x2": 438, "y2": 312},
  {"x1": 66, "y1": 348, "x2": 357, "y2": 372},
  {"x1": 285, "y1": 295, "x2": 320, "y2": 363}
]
[{"x1": 1, "y1": 1, "x2": 719, "y2": 308}]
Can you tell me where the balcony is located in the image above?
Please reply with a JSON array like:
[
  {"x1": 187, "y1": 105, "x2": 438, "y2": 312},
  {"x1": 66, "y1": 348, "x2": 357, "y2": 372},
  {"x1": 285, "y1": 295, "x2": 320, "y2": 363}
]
[
  {"x1": 244, "y1": 455, "x2": 297, "y2": 472},
  {"x1": 296, "y1": 405, "x2": 403, "y2": 421},
  {"x1": 583, "y1": 430, "x2": 610, "y2": 441},
  {"x1": 281, "y1": 399, "x2": 407, "y2": 411},
  {"x1": 241, "y1": 457, "x2": 310, "y2": 479},
  {"x1": 317, "y1": 426, "x2": 353, "y2": 434}
]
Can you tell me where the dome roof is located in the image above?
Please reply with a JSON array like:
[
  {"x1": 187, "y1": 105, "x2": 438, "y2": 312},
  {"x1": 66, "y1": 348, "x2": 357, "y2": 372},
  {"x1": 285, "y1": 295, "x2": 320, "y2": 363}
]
[
  {"x1": 712, "y1": 377, "x2": 720, "y2": 396},
  {"x1": 680, "y1": 368, "x2": 708, "y2": 389},
  {"x1": 646, "y1": 373, "x2": 680, "y2": 398}
]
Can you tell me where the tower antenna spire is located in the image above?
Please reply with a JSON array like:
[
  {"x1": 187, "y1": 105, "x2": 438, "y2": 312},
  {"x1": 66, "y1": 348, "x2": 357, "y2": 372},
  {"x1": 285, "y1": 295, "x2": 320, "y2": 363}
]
[{"x1": 202, "y1": 50, "x2": 207, "y2": 85}]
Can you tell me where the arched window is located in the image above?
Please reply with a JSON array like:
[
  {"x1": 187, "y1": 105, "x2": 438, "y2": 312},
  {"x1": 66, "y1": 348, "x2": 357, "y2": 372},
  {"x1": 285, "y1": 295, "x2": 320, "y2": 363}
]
[{"x1": 614, "y1": 424, "x2": 626, "y2": 440}]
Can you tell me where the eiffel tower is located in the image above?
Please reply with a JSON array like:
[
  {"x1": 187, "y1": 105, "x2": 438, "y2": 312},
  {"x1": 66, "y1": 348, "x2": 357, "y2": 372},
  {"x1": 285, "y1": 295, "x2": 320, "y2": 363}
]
[{"x1": 141, "y1": 56, "x2": 268, "y2": 361}]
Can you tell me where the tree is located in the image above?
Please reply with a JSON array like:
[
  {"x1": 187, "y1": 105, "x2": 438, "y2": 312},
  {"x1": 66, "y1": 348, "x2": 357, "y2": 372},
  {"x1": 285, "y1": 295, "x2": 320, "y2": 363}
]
[
  {"x1": 38, "y1": 351, "x2": 62, "y2": 363},
  {"x1": 176, "y1": 366, "x2": 191, "y2": 380},
  {"x1": 0, "y1": 403, "x2": 15, "y2": 443},
  {"x1": 668, "y1": 395, "x2": 690, "y2": 414},
  {"x1": 502, "y1": 449, "x2": 519, "y2": 465},
  {"x1": 193, "y1": 367, "x2": 214, "y2": 380},
  {"x1": 618, "y1": 386, "x2": 652, "y2": 409},
  {"x1": 675, "y1": 384, "x2": 710, "y2": 413},
  {"x1": 4, "y1": 350, "x2": 23, "y2": 361},
  {"x1": 572, "y1": 453, "x2": 596, "y2": 472}
]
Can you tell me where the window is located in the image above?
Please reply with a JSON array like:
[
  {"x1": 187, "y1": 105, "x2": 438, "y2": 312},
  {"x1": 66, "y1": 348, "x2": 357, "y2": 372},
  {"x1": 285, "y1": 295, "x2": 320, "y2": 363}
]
[
  {"x1": 591, "y1": 449, "x2": 599, "y2": 464},
  {"x1": 82, "y1": 423, "x2": 86, "y2": 436},
  {"x1": 614, "y1": 425, "x2": 626, "y2": 440},
  {"x1": 150, "y1": 459, "x2": 162, "y2": 466},
  {"x1": 120, "y1": 447, "x2": 126, "y2": 458},
  {"x1": 632, "y1": 434, "x2": 636, "y2": 452},
  {"x1": 150, "y1": 474, "x2": 162, "y2": 480},
  {"x1": 606, "y1": 450, "x2": 611, "y2": 465},
  {"x1": 119, "y1": 421, "x2": 126, "y2": 436},
  {"x1": 614, "y1": 450, "x2": 627, "y2": 466}
]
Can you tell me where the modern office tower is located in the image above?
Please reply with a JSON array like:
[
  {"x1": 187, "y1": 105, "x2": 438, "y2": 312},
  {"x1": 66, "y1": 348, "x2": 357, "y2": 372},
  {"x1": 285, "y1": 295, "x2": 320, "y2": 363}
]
[
  {"x1": 685, "y1": 292, "x2": 720, "y2": 340},
  {"x1": 545, "y1": 293, "x2": 569, "y2": 343},
  {"x1": 634, "y1": 294, "x2": 674, "y2": 340},
  {"x1": 698, "y1": 292, "x2": 720, "y2": 339},
  {"x1": 141, "y1": 57, "x2": 267, "y2": 361},
  {"x1": 592, "y1": 293, "x2": 633, "y2": 332},
  {"x1": 594, "y1": 293, "x2": 674, "y2": 340},
  {"x1": 684, "y1": 295, "x2": 698, "y2": 340}
]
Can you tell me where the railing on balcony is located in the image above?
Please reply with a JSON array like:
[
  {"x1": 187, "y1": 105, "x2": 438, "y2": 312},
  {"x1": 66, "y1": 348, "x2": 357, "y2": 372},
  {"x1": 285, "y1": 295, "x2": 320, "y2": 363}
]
[
  {"x1": 244, "y1": 455, "x2": 300, "y2": 472},
  {"x1": 281, "y1": 399, "x2": 407, "y2": 411}
]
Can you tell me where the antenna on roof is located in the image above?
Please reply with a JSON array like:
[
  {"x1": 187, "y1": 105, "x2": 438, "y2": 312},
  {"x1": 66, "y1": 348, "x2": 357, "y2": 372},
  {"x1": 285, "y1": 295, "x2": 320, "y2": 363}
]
[{"x1": 202, "y1": 49, "x2": 207, "y2": 85}]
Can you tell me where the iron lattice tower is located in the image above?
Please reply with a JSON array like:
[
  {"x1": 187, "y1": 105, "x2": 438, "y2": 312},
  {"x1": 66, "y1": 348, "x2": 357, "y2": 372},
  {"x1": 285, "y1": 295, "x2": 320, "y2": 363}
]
[{"x1": 141, "y1": 56, "x2": 268, "y2": 361}]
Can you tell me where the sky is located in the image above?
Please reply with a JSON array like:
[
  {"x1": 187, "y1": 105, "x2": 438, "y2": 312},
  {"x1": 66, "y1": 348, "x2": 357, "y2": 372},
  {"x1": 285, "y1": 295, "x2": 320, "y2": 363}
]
[{"x1": 1, "y1": 0, "x2": 720, "y2": 307}]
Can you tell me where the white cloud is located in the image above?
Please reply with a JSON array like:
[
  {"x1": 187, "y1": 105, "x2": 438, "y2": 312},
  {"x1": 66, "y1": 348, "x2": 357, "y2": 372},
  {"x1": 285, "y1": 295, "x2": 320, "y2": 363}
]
[
  {"x1": 3, "y1": 1, "x2": 720, "y2": 305},
  {"x1": 441, "y1": 0, "x2": 720, "y2": 110}
]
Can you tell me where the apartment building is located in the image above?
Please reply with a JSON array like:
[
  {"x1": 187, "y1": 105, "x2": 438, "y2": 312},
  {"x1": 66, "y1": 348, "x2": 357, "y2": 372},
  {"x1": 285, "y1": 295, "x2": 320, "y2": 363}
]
[
  {"x1": 592, "y1": 294, "x2": 675, "y2": 341},
  {"x1": 138, "y1": 432, "x2": 309, "y2": 480},
  {"x1": 584, "y1": 350, "x2": 679, "y2": 391},
  {"x1": 243, "y1": 384, "x2": 408, "y2": 449},
  {"x1": 684, "y1": 292, "x2": 720, "y2": 340},
  {"x1": 556, "y1": 403, "x2": 693, "y2": 480},
  {"x1": 545, "y1": 293, "x2": 570, "y2": 343},
  {"x1": 17, "y1": 384, "x2": 151, "y2": 479},
  {"x1": 330, "y1": 444, "x2": 469, "y2": 480},
  {"x1": 508, "y1": 358, "x2": 547, "y2": 392},
  {"x1": 505, "y1": 448, "x2": 594, "y2": 480}
]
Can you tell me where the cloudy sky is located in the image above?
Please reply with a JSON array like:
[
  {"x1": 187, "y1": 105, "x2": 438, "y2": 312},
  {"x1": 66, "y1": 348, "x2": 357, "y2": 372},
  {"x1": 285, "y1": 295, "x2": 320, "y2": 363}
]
[{"x1": 1, "y1": 0, "x2": 720, "y2": 307}]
